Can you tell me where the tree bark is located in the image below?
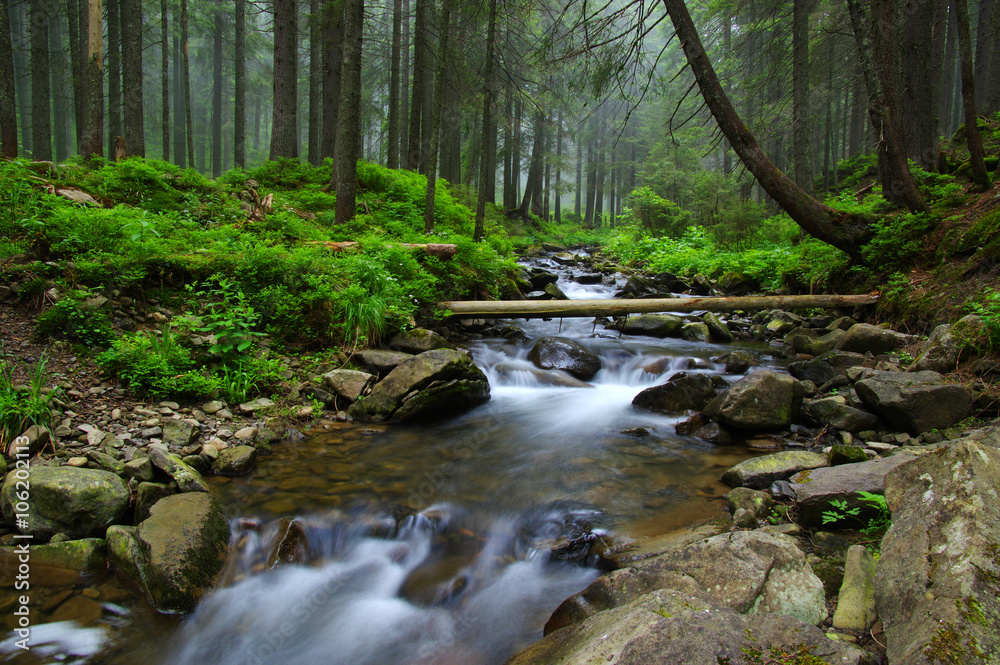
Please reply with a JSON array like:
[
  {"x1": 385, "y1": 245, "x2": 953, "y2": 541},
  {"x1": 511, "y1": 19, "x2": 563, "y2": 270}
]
[
  {"x1": 320, "y1": 0, "x2": 342, "y2": 164},
  {"x1": 940, "y1": 3, "x2": 958, "y2": 135},
  {"x1": 900, "y1": 0, "x2": 935, "y2": 167},
  {"x1": 574, "y1": 131, "x2": 581, "y2": 217},
  {"x1": 66, "y1": 0, "x2": 81, "y2": 153},
  {"x1": 518, "y1": 110, "x2": 545, "y2": 217},
  {"x1": 791, "y1": 0, "x2": 813, "y2": 194},
  {"x1": 846, "y1": 0, "x2": 928, "y2": 212},
  {"x1": 554, "y1": 110, "x2": 562, "y2": 224},
  {"x1": 160, "y1": 0, "x2": 168, "y2": 161},
  {"x1": 30, "y1": 0, "x2": 52, "y2": 160},
  {"x1": 406, "y1": 0, "x2": 428, "y2": 171},
  {"x1": 398, "y1": 0, "x2": 410, "y2": 167},
  {"x1": 107, "y1": 0, "x2": 120, "y2": 159},
  {"x1": 234, "y1": 0, "x2": 245, "y2": 168},
  {"x1": 954, "y1": 0, "x2": 990, "y2": 190},
  {"x1": 0, "y1": 0, "x2": 16, "y2": 158},
  {"x1": 334, "y1": 0, "x2": 363, "y2": 224},
  {"x1": 662, "y1": 0, "x2": 877, "y2": 257},
  {"x1": 474, "y1": 0, "x2": 497, "y2": 242},
  {"x1": 49, "y1": 11, "x2": 70, "y2": 161},
  {"x1": 211, "y1": 0, "x2": 222, "y2": 176},
  {"x1": 438, "y1": 294, "x2": 880, "y2": 319},
  {"x1": 182, "y1": 0, "x2": 193, "y2": 167},
  {"x1": 121, "y1": 0, "x2": 143, "y2": 157},
  {"x1": 423, "y1": 0, "x2": 453, "y2": 233},
  {"x1": 974, "y1": 0, "x2": 995, "y2": 112},
  {"x1": 81, "y1": 0, "x2": 102, "y2": 159},
  {"x1": 502, "y1": 89, "x2": 513, "y2": 209},
  {"x1": 386, "y1": 0, "x2": 402, "y2": 169},
  {"x1": 270, "y1": 0, "x2": 297, "y2": 160}
]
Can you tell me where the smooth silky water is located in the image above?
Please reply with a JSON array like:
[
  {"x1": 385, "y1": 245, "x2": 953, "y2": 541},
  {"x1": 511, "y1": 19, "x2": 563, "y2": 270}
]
[{"x1": 7, "y1": 259, "x2": 773, "y2": 665}]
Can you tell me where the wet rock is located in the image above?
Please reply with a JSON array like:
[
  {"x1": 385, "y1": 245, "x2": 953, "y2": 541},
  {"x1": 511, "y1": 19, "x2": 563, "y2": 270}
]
[
  {"x1": 722, "y1": 350, "x2": 756, "y2": 374},
  {"x1": 387, "y1": 328, "x2": 455, "y2": 354},
  {"x1": 50, "y1": 595, "x2": 103, "y2": 625},
  {"x1": 765, "y1": 311, "x2": 802, "y2": 336},
  {"x1": 702, "y1": 312, "x2": 733, "y2": 342},
  {"x1": 875, "y1": 441, "x2": 1000, "y2": 664},
  {"x1": 787, "y1": 328, "x2": 846, "y2": 356},
  {"x1": 632, "y1": 372, "x2": 717, "y2": 415},
  {"x1": 836, "y1": 323, "x2": 906, "y2": 355},
  {"x1": 162, "y1": 419, "x2": 200, "y2": 448},
  {"x1": 689, "y1": 422, "x2": 733, "y2": 444},
  {"x1": 789, "y1": 351, "x2": 869, "y2": 388},
  {"x1": 552, "y1": 251, "x2": 579, "y2": 266},
  {"x1": 788, "y1": 452, "x2": 918, "y2": 526},
  {"x1": 1, "y1": 466, "x2": 129, "y2": 539},
  {"x1": 493, "y1": 362, "x2": 594, "y2": 388},
  {"x1": 85, "y1": 450, "x2": 126, "y2": 476},
  {"x1": 718, "y1": 271, "x2": 760, "y2": 295},
  {"x1": 544, "y1": 282, "x2": 570, "y2": 300},
  {"x1": 148, "y1": 447, "x2": 210, "y2": 493},
  {"x1": 321, "y1": 369, "x2": 375, "y2": 403},
  {"x1": 528, "y1": 270, "x2": 559, "y2": 290},
  {"x1": 214, "y1": 445, "x2": 258, "y2": 476},
  {"x1": 706, "y1": 370, "x2": 805, "y2": 430},
  {"x1": 265, "y1": 517, "x2": 310, "y2": 567},
  {"x1": 353, "y1": 349, "x2": 415, "y2": 378},
  {"x1": 727, "y1": 487, "x2": 773, "y2": 519},
  {"x1": 123, "y1": 457, "x2": 155, "y2": 482},
  {"x1": 134, "y1": 482, "x2": 174, "y2": 524},
  {"x1": 833, "y1": 545, "x2": 877, "y2": 631},
  {"x1": 348, "y1": 349, "x2": 491, "y2": 422},
  {"x1": 681, "y1": 321, "x2": 711, "y2": 342},
  {"x1": 621, "y1": 313, "x2": 683, "y2": 338},
  {"x1": 802, "y1": 396, "x2": 880, "y2": 432},
  {"x1": 2, "y1": 538, "x2": 106, "y2": 572},
  {"x1": 722, "y1": 451, "x2": 828, "y2": 489},
  {"x1": 108, "y1": 492, "x2": 230, "y2": 613},
  {"x1": 526, "y1": 337, "x2": 602, "y2": 380},
  {"x1": 853, "y1": 368, "x2": 972, "y2": 435}
]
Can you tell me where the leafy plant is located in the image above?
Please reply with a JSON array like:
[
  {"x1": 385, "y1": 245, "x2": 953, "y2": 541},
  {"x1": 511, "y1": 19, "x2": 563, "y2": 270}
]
[
  {"x1": 34, "y1": 295, "x2": 116, "y2": 348},
  {"x1": 821, "y1": 491, "x2": 891, "y2": 535},
  {"x1": 969, "y1": 288, "x2": 1000, "y2": 351},
  {"x1": 96, "y1": 326, "x2": 218, "y2": 398},
  {"x1": 186, "y1": 275, "x2": 264, "y2": 363},
  {"x1": 0, "y1": 348, "x2": 61, "y2": 449}
]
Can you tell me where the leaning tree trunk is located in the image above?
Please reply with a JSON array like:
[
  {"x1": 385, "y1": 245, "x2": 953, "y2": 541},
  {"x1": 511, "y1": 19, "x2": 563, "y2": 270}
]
[
  {"x1": 0, "y1": 0, "x2": 17, "y2": 158},
  {"x1": 334, "y1": 0, "x2": 363, "y2": 224},
  {"x1": 473, "y1": 0, "x2": 497, "y2": 242},
  {"x1": 954, "y1": 0, "x2": 990, "y2": 191},
  {"x1": 423, "y1": 0, "x2": 454, "y2": 233},
  {"x1": 661, "y1": 0, "x2": 875, "y2": 257},
  {"x1": 121, "y1": 0, "x2": 144, "y2": 157}
]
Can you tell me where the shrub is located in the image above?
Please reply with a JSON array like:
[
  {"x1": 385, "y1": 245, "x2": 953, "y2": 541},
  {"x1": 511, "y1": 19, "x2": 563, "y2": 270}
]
[
  {"x1": 97, "y1": 326, "x2": 219, "y2": 398},
  {"x1": 34, "y1": 295, "x2": 116, "y2": 348}
]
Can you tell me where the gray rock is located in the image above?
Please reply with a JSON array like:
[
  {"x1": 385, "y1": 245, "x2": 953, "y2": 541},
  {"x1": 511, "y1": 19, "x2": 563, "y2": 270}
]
[
  {"x1": 134, "y1": 482, "x2": 174, "y2": 524},
  {"x1": 702, "y1": 312, "x2": 733, "y2": 342},
  {"x1": 85, "y1": 450, "x2": 126, "y2": 476},
  {"x1": 387, "y1": 328, "x2": 454, "y2": 354},
  {"x1": 123, "y1": 457, "x2": 155, "y2": 482},
  {"x1": 543, "y1": 282, "x2": 570, "y2": 300},
  {"x1": 836, "y1": 323, "x2": 905, "y2": 354},
  {"x1": 148, "y1": 447, "x2": 210, "y2": 492},
  {"x1": 723, "y1": 351, "x2": 756, "y2": 374},
  {"x1": 727, "y1": 487, "x2": 773, "y2": 519},
  {"x1": 910, "y1": 314, "x2": 989, "y2": 373},
  {"x1": 621, "y1": 313, "x2": 683, "y2": 338},
  {"x1": 0, "y1": 466, "x2": 129, "y2": 539},
  {"x1": 108, "y1": 492, "x2": 230, "y2": 613},
  {"x1": 527, "y1": 337, "x2": 602, "y2": 380},
  {"x1": 632, "y1": 372, "x2": 717, "y2": 415},
  {"x1": 722, "y1": 451, "x2": 828, "y2": 489},
  {"x1": 528, "y1": 270, "x2": 558, "y2": 290},
  {"x1": 681, "y1": 321, "x2": 711, "y2": 342},
  {"x1": 765, "y1": 311, "x2": 801, "y2": 336},
  {"x1": 788, "y1": 453, "x2": 918, "y2": 526},
  {"x1": 802, "y1": 396, "x2": 880, "y2": 432},
  {"x1": 854, "y1": 368, "x2": 972, "y2": 434},
  {"x1": 787, "y1": 328, "x2": 847, "y2": 356},
  {"x1": 162, "y1": 419, "x2": 200, "y2": 448},
  {"x1": 201, "y1": 400, "x2": 225, "y2": 414},
  {"x1": 6, "y1": 425, "x2": 50, "y2": 458},
  {"x1": 789, "y1": 351, "x2": 869, "y2": 387},
  {"x1": 348, "y1": 349, "x2": 490, "y2": 422},
  {"x1": 706, "y1": 369, "x2": 805, "y2": 430},
  {"x1": 876, "y1": 441, "x2": 1000, "y2": 664},
  {"x1": 214, "y1": 445, "x2": 258, "y2": 476},
  {"x1": 321, "y1": 369, "x2": 375, "y2": 403},
  {"x1": 352, "y1": 349, "x2": 415, "y2": 378},
  {"x1": 493, "y1": 362, "x2": 594, "y2": 388},
  {"x1": 833, "y1": 545, "x2": 877, "y2": 631}
]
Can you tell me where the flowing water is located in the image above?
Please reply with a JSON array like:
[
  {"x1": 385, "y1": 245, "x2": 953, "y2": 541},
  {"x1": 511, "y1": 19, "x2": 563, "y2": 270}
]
[{"x1": 6, "y1": 256, "x2": 775, "y2": 665}]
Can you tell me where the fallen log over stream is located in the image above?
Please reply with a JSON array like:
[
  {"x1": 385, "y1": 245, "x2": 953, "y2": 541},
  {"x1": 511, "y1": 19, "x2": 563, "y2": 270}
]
[
  {"x1": 308, "y1": 241, "x2": 457, "y2": 259},
  {"x1": 437, "y1": 293, "x2": 879, "y2": 319}
]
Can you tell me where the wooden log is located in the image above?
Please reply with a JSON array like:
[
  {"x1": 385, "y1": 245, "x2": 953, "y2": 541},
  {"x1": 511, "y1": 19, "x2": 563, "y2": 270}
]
[
  {"x1": 437, "y1": 293, "x2": 879, "y2": 319},
  {"x1": 308, "y1": 241, "x2": 457, "y2": 259}
]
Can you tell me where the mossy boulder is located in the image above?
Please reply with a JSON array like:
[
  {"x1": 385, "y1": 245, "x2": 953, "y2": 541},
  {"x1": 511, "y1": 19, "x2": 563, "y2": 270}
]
[
  {"x1": 632, "y1": 372, "x2": 717, "y2": 415},
  {"x1": 0, "y1": 538, "x2": 106, "y2": 572},
  {"x1": 213, "y1": 445, "x2": 258, "y2": 476},
  {"x1": 706, "y1": 370, "x2": 805, "y2": 430},
  {"x1": 0, "y1": 466, "x2": 129, "y2": 539},
  {"x1": 721, "y1": 451, "x2": 828, "y2": 489},
  {"x1": 620, "y1": 313, "x2": 683, "y2": 338},
  {"x1": 148, "y1": 447, "x2": 210, "y2": 492}
]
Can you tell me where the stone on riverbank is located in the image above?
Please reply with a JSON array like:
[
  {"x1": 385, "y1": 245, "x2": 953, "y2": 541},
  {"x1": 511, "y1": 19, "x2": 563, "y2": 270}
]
[
  {"x1": 836, "y1": 323, "x2": 906, "y2": 354},
  {"x1": 387, "y1": 328, "x2": 454, "y2": 354},
  {"x1": 832, "y1": 545, "x2": 877, "y2": 631},
  {"x1": 213, "y1": 445, "x2": 258, "y2": 476},
  {"x1": 321, "y1": 369, "x2": 375, "y2": 403},
  {"x1": 802, "y1": 395, "x2": 880, "y2": 432},
  {"x1": 721, "y1": 451, "x2": 828, "y2": 489},
  {"x1": 706, "y1": 369, "x2": 805, "y2": 430},
  {"x1": 853, "y1": 368, "x2": 972, "y2": 434},
  {"x1": 0, "y1": 538, "x2": 106, "y2": 572},
  {"x1": 352, "y1": 349, "x2": 415, "y2": 378},
  {"x1": 148, "y1": 447, "x2": 210, "y2": 493},
  {"x1": 1, "y1": 466, "x2": 129, "y2": 539}
]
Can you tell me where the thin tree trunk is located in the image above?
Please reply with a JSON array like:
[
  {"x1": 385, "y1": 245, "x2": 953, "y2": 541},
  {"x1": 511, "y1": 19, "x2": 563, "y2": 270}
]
[
  {"x1": 270, "y1": 0, "x2": 297, "y2": 159},
  {"x1": 121, "y1": 0, "x2": 143, "y2": 157},
  {"x1": 406, "y1": 0, "x2": 427, "y2": 170},
  {"x1": 307, "y1": 0, "x2": 320, "y2": 165},
  {"x1": 928, "y1": 0, "x2": 948, "y2": 168},
  {"x1": 321, "y1": 0, "x2": 342, "y2": 163},
  {"x1": 173, "y1": 26, "x2": 184, "y2": 165},
  {"x1": 0, "y1": 0, "x2": 17, "y2": 158},
  {"x1": 211, "y1": 0, "x2": 222, "y2": 176},
  {"x1": 66, "y1": 0, "x2": 81, "y2": 152},
  {"x1": 418, "y1": 0, "x2": 433, "y2": 176},
  {"x1": 49, "y1": 11, "x2": 70, "y2": 161},
  {"x1": 81, "y1": 0, "x2": 102, "y2": 159},
  {"x1": 107, "y1": 0, "x2": 120, "y2": 159},
  {"x1": 954, "y1": 0, "x2": 990, "y2": 190},
  {"x1": 554, "y1": 110, "x2": 561, "y2": 224},
  {"x1": 583, "y1": 136, "x2": 595, "y2": 227},
  {"x1": 160, "y1": 0, "x2": 168, "y2": 160},
  {"x1": 985, "y1": 0, "x2": 1000, "y2": 115},
  {"x1": 474, "y1": 0, "x2": 496, "y2": 242},
  {"x1": 30, "y1": 0, "x2": 52, "y2": 160},
  {"x1": 722, "y1": 10, "x2": 732, "y2": 175},
  {"x1": 12, "y1": 2, "x2": 32, "y2": 154},
  {"x1": 182, "y1": 0, "x2": 193, "y2": 166},
  {"x1": 398, "y1": 0, "x2": 409, "y2": 166},
  {"x1": 941, "y1": 3, "x2": 958, "y2": 134},
  {"x1": 574, "y1": 132, "x2": 581, "y2": 217},
  {"x1": 662, "y1": 0, "x2": 877, "y2": 257},
  {"x1": 502, "y1": 89, "x2": 513, "y2": 208},
  {"x1": 423, "y1": 0, "x2": 453, "y2": 233},
  {"x1": 334, "y1": 0, "x2": 363, "y2": 224},
  {"x1": 513, "y1": 94, "x2": 521, "y2": 201},
  {"x1": 234, "y1": 0, "x2": 245, "y2": 168},
  {"x1": 901, "y1": 0, "x2": 935, "y2": 166},
  {"x1": 518, "y1": 110, "x2": 545, "y2": 217},
  {"x1": 974, "y1": 0, "x2": 995, "y2": 111},
  {"x1": 386, "y1": 0, "x2": 402, "y2": 169},
  {"x1": 792, "y1": 0, "x2": 813, "y2": 194}
]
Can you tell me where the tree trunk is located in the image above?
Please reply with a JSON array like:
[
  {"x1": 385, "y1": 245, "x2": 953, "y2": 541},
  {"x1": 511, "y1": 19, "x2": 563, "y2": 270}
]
[
  {"x1": 398, "y1": 0, "x2": 409, "y2": 167},
  {"x1": 121, "y1": 0, "x2": 143, "y2": 157},
  {"x1": 406, "y1": 0, "x2": 428, "y2": 171},
  {"x1": 160, "y1": 0, "x2": 168, "y2": 161},
  {"x1": 0, "y1": 0, "x2": 16, "y2": 158},
  {"x1": 900, "y1": 0, "x2": 935, "y2": 167},
  {"x1": 846, "y1": 0, "x2": 928, "y2": 212},
  {"x1": 928, "y1": 0, "x2": 949, "y2": 166},
  {"x1": 502, "y1": 89, "x2": 513, "y2": 209},
  {"x1": 791, "y1": 0, "x2": 813, "y2": 194},
  {"x1": 662, "y1": 0, "x2": 877, "y2": 257},
  {"x1": 334, "y1": 0, "x2": 363, "y2": 224},
  {"x1": 386, "y1": 0, "x2": 402, "y2": 169},
  {"x1": 172, "y1": 27, "x2": 184, "y2": 165},
  {"x1": 595, "y1": 113, "x2": 605, "y2": 227},
  {"x1": 583, "y1": 136, "x2": 595, "y2": 227},
  {"x1": 234, "y1": 0, "x2": 245, "y2": 168},
  {"x1": 305, "y1": 0, "x2": 320, "y2": 165},
  {"x1": 940, "y1": 3, "x2": 958, "y2": 134},
  {"x1": 30, "y1": 0, "x2": 52, "y2": 160},
  {"x1": 974, "y1": 0, "x2": 995, "y2": 112},
  {"x1": 513, "y1": 94, "x2": 521, "y2": 201},
  {"x1": 554, "y1": 110, "x2": 561, "y2": 224},
  {"x1": 954, "y1": 0, "x2": 990, "y2": 190},
  {"x1": 107, "y1": 0, "x2": 120, "y2": 159},
  {"x1": 211, "y1": 0, "x2": 222, "y2": 176},
  {"x1": 81, "y1": 0, "x2": 102, "y2": 159},
  {"x1": 423, "y1": 0, "x2": 453, "y2": 233},
  {"x1": 518, "y1": 110, "x2": 545, "y2": 217},
  {"x1": 66, "y1": 0, "x2": 81, "y2": 153},
  {"x1": 270, "y1": 0, "x2": 297, "y2": 159},
  {"x1": 321, "y1": 0, "x2": 342, "y2": 162},
  {"x1": 473, "y1": 0, "x2": 497, "y2": 242},
  {"x1": 574, "y1": 132, "x2": 581, "y2": 217},
  {"x1": 182, "y1": 0, "x2": 193, "y2": 166},
  {"x1": 49, "y1": 11, "x2": 70, "y2": 161},
  {"x1": 418, "y1": 0, "x2": 433, "y2": 177}
]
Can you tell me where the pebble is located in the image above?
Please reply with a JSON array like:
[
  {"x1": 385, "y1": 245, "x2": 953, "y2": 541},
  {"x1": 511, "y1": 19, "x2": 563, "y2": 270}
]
[
  {"x1": 217, "y1": 429, "x2": 234, "y2": 439},
  {"x1": 216, "y1": 409, "x2": 233, "y2": 420},
  {"x1": 159, "y1": 401, "x2": 180, "y2": 410},
  {"x1": 235, "y1": 427, "x2": 258, "y2": 441},
  {"x1": 134, "y1": 408, "x2": 158, "y2": 417},
  {"x1": 201, "y1": 401, "x2": 225, "y2": 415},
  {"x1": 141, "y1": 427, "x2": 163, "y2": 438},
  {"x1": 207, "y1": 437, "x2": 229, "y2": 450},
  {"x1": 66, "y1": 457, "x2": 89, "y2": 467}
]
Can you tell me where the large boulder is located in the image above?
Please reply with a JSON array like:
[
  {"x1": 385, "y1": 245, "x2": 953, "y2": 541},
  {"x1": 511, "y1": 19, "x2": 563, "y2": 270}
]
[
  {"x1": 631, "y1": 372, "x2": 717, "y2": 415},
  {"x1": 1, "y1": 466, "x2": 129, "y2": 539},
  {"x1": 802, "y1": 396, "x2": 880, "y2": 432},
  {"x1": 875, "y1": 441, "x2": 1000, "y2": 665},
  {"x1": 836, "y1": 323, "x2": 906, "y2": 354},
  {"x1": 621, "y1": 313, "x2": 683, "y2": 338},
  {"x1": 702, "y1": 312, "x2": 733, "y2": 343},
  {"x1": 853, "y1": 368, "x2": 972, "y2": 434},
  {"x1": 789, "y1": 351, "x2": 868, "y2": 387},
  {"x1": 321, "y1": 369, "x2": 375, "y2": 403},
  {"x1": 910, "y1": 315, "x2": 989, "y2": 373},
  {"x1": 387, "y1": 328, "x2": 454, "y2": 354},
  {"x1": 706, "y1": 370, "x2": 805, "y2": 430},
  {"x1": 721, "y1": 451, "x2": 828, "y2": 489},
  {"x1": 786, "y1": 328, "x2": 846, "y2": 356},
  {"x1": 788, "y1": 452, "x2": 919, "y2": 526},
  {"x1": 526, "y1": 337, "x2": 602, "y2": 380},
  {"x1": 510, "y1": 588, "x2": 869, "y2": 665},
  {"x1": 352, "y1": 349, "x2": 415, "y2": 378},
  {"x1": 347, "y1": 349, "x2": 490, "y2": 422},
  {"x1": 107, "y1": 492, "x2": 230, "y2": 614}
]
